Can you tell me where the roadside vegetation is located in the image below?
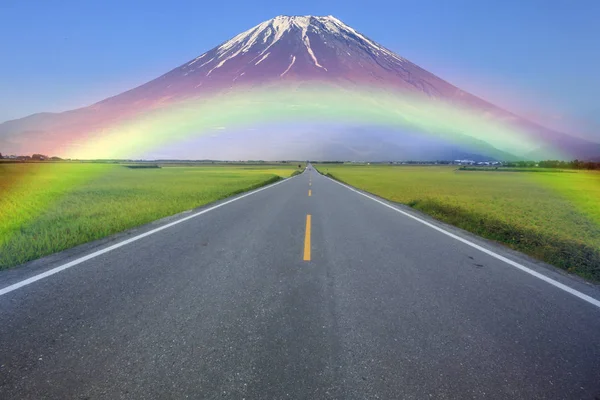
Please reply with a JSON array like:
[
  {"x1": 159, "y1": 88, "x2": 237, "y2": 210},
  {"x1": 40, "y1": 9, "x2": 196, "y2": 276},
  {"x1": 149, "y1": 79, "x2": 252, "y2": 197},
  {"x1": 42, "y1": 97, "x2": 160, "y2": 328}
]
[
  {"x1": 316, "y1": 164, "x2": 600, "y2": 281},
  {"x1": 0, "y1": 163, "x2": 299, "y2": 269}
]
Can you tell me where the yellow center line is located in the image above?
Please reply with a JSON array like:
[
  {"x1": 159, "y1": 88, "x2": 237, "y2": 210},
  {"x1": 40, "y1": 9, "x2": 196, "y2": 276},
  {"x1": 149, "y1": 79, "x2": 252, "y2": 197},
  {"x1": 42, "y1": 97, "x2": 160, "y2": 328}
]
[
  {"x1": 308, "y1": 189, "x2": 312, "y2": 196},
  {"x1": 303, "y1": 214, "x2": 311, "y2": 261}
]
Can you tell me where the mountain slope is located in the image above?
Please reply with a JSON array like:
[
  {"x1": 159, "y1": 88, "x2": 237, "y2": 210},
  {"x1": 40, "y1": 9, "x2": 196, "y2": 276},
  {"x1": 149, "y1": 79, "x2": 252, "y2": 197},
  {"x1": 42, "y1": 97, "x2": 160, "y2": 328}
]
[
  {"x1": 87, "y1": 15, "x2": 469, "y2": 112},
  {"x1": 1, "y1": 15, "x2": 598, "y2": 160}
]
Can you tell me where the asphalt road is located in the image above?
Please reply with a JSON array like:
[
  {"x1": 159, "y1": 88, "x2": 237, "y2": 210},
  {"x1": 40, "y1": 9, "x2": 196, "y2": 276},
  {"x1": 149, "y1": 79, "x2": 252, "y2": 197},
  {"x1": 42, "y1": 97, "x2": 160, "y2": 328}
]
[{"x1": 1, "y1": 166, "x2": 599, "y2": 399}]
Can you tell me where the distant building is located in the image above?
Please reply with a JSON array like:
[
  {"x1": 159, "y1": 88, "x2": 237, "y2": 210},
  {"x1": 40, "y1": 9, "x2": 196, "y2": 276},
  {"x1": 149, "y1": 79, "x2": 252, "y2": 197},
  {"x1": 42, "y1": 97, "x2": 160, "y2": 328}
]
[{"x1": 454, "y1": 159, "x2": 475, "y2": 165}]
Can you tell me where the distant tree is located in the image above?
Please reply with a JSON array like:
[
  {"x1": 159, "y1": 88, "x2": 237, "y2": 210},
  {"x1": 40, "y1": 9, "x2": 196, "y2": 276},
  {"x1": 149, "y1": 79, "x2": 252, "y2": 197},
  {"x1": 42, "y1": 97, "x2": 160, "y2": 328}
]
[
  {"x1": 532, "y1": 159, "x2": 598, "y2": 170},
  {"x1": 0, "y1": 152, "x2": 3, "y2": 159},
  {"x1": 31, "y1": 154, "x2": 48, "y2": 161}
]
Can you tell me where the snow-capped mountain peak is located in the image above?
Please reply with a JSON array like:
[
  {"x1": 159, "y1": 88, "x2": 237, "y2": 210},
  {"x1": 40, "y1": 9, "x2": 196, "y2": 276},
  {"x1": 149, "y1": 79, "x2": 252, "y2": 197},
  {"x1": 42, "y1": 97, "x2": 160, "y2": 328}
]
[
  {"x1": 172, "y1": 14, "x2": 418, "y2": 87},
  {"x1": 99, "y1": 14, "x2": 486, "y2": 104}
]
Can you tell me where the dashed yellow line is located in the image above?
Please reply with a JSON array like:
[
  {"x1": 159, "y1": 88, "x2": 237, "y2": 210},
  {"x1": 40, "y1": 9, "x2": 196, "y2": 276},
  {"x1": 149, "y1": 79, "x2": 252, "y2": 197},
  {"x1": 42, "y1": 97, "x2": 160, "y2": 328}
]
[
  {"x1": 308, "y1": 189, "x2": 312, "y2": 196},
  {"x1": 303, "y1": 214, "x2": 311, "y2": 261}
]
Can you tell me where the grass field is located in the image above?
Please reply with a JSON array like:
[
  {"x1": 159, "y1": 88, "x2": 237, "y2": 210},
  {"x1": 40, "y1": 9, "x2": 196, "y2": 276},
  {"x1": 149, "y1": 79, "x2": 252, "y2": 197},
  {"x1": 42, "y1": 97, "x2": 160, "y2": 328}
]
[
  {"x1": 0, "y1": 163, "x2": 299, "y2": 269},
  {"x1": 316, "y1": 164, "x2": 600, "y2": 281}
]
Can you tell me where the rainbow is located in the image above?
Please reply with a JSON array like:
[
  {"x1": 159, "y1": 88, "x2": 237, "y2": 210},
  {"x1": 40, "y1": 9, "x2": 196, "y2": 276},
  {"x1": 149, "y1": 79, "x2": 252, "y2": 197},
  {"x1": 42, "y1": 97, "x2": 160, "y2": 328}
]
[{"x1": 31, "y1": 84, "x2": 565, "y2": 160}]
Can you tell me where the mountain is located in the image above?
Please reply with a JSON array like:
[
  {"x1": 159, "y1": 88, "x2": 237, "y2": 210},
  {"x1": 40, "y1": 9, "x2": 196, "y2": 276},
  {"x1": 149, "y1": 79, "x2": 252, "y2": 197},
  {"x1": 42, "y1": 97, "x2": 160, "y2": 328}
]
[{"x1": 1, "y1": 15, "x2": 599, "y2": 160}]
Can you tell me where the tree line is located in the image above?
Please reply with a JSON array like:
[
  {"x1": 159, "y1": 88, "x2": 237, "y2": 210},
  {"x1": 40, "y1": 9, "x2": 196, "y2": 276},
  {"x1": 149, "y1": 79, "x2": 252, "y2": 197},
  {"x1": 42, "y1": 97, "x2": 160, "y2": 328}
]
[
  {"x1": 505, "y1": 160, "x2": 600, "y2": 170},
  {"x1": 0, "y1": 153, "x2": 62, "y2": 161},
  {"x1": 1, "y1": 152, "x2": 598, "y2": 169}
]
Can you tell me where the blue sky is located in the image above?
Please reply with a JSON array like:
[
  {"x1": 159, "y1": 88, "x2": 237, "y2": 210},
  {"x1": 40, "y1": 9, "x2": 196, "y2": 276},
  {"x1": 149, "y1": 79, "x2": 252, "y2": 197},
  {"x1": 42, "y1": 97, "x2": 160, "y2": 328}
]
[{"x1": 1, "y1": 0, "x2": 599, "y2": 139}]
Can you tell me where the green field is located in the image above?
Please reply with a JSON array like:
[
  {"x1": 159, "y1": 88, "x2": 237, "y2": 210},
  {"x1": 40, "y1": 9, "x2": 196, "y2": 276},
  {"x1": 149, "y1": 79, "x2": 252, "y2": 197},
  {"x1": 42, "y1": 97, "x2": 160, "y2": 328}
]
[
  {"x1": 0, "y1": 163, "x2": 299, "y2": 269},
  {"x1": 316, "y1": 164, "x2": 600, "y2": 281}
]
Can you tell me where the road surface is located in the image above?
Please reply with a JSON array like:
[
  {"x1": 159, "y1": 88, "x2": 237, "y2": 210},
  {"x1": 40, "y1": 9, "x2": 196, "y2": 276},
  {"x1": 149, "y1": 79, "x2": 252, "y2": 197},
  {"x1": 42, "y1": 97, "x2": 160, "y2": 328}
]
[{"x1": 1, "y1": 167, "x2": 599, "y2": 399}]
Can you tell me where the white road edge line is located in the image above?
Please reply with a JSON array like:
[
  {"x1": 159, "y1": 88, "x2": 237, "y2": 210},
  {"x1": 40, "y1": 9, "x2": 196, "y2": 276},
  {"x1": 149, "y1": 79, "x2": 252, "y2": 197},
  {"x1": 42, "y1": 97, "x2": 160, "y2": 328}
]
[
  {"x1": 326, "y1": 176, "x2": 600, "y2": 310},
  {"x1": 0, "y1": 175, "x2": 296, "y2": 297}
]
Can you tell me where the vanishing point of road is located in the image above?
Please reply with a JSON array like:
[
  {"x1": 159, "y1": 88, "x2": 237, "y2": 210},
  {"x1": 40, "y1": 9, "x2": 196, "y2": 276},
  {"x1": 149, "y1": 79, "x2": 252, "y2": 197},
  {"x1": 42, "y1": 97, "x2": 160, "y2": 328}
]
[{"x1": 1, "y1": 166, "x2": 599, "y2": 399}]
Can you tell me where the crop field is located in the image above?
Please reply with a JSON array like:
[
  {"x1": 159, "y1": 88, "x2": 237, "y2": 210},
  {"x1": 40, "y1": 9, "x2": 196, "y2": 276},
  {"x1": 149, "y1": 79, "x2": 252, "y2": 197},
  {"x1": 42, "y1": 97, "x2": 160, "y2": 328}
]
[
  {"x1": 316, "y1": 164, "x2": 600, "y2": 281},
  {"x1": 0, "y1": 162, "x2": 299, "y2": 269}
]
